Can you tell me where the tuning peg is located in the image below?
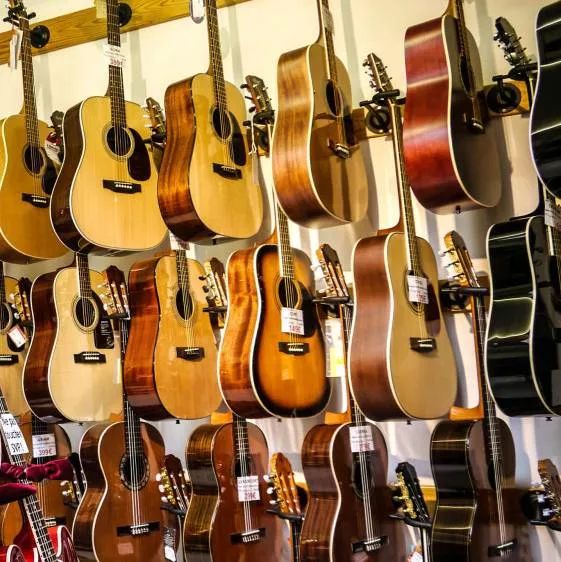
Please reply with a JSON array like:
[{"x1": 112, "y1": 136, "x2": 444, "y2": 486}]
[
  {"x1": 269, "y1": 499, "x2": 277, "y2": 505},
  {"x1": 240, "y1": 83, "x2": 248, "y2": 89},
  {"x1": 266, "y1": 486, "x2": 274, "y2": 495},
  {"x1": 156, "y1": 473, "x2": 162, "y2": 481},
  {"x1": 263, "y1": 474, "x2": 271, "y2": 483},
  {"x1": 158, "y1": 484, "x2": 165, "y2": 493}
]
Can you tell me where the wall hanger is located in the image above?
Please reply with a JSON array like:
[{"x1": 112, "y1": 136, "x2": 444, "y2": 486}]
[{"x1": 0, "y1": 0, "x2": 250, "y2": 66}]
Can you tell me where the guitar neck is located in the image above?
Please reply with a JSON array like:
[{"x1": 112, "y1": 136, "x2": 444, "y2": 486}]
[
  {"x1": 19, "y1": 17, "x2": 41, "y2": 149},
  {"x1": 317, "y1": 0, "x2": 338, "y2": 82},
  {"x1": 76, "y1": 253, "x2": 93, "y2": 299},
  {"x1": 0, "y1": 262, "x2": 5, "y2": 304},
  {"x1": 106, "y1": 0, "x2": 127, "y2": 128},
  {"x1": 175, "y1": 249, "x2": 191, "y2": 299},
  {"x1": 232, "y1": 413, "x2": 251, "y2": 473},
  {"x1": 290, "y1": 518, "x2": 302, "y2": 562},
  {"x1": 276, "y1": 205, "x2": 295, "y2": 280},
  {"x1": 206, "y1": 0, "x2": 228, "y2": 112}
]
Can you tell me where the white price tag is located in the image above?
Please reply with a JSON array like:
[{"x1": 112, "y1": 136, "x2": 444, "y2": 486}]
[
  {"x1": 407, "y1": 275, "x2": 428, "y2": 305},
  {"x1": 410, "y1": 551, "x2": 423, "y2": 562},
  {"x1": 8, "y1": 325, "x2": 27, "y2": 348},
  {"x1": 103, "y1": 43, "x2": 126, "y2": 68},
  {"x1": 281, "y1": 307, "x2": 304, "y2": 336},
  {"x1": 190, "y1": 0, "x2": 205, "y2": 23},
  {"x1": 349, "y1": 425, "x2": 375, "y2": 453},
  {"x1": 237, "y1": 475, "x2": 260, "y2": 502},
  {"x1": 545, "y1": 196, "x2": 561, "y2": 231},
  {"x1": 325, "y1": 317, "x2": 345, "y2": 378},
  {"x1": 168, "y1": 232, "x2": 189, "y2": 251},
  {"x1": 1, "y1": 414, "x2": 28, "y2": 456},
  {"x1": 32, "y1": 433, "x2": 57, "y2": 458},
  {"x1": 164, "y1": 545, "x2": 176, "y2": 562},
  {"x1": 9, "y1": 30, "x2": 22, "y2": 71},
  {"x1": 45, "y1": 138, "x2": 62, "y2": 166},
  {"x1": 321, "y1": 5, "x2": 334, "y2": 33}
]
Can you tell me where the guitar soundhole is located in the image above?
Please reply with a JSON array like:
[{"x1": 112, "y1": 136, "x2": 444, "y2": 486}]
[
  {"x1": 120, "y1": 454, "x2": 149, "y2": 491},
  {"x1": 326, "y1": 80, "x2": 343, "y2": 117},
  {"x1": 175, "y1": 289, "x2": 194, "y2": 321},
  {"x1": 0, "y1": 304, "x2": 12, "y2": 331},
  {"x1": 106, "y1": 125, "x2": 133, "y2": 157},
  {"x1": 277, "y1": 278, "x2": 301, "y2": 309},
  {"x1": 211, "y1": 107, "x2": 232, "y2": 140},
  {"x1": 74, "y1": 297, "x2": 97, "y2": 330},
  {"x1": 23, "y1": 145, "x2": 45, "y2": 175}
]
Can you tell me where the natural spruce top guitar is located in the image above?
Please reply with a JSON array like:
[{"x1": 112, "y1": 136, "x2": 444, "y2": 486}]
[{"x1": 0, "y1": 1, "x2": 67, "y2": 263}]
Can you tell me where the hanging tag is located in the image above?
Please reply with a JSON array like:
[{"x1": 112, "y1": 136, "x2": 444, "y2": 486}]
[
  {"x1": 190, "y1": 0, "x2": 206, "y2": 23},
  {"x1": 321, "y1": 5, "x2": 334, "y2": 34},
  {"x1": 0, "y1": 414, "x2": 28, "y2": 456},
  {"x1": 32, "y1": 433, "x2": 57, "y2": 458},
  {"x1": 103, "y1": 43, "x2": 126, "y2": 68},
  {"x1": 9, "y1": 30, "x2": 23, "y2": 71},
  {"x1": 169, "y1": 232, "x2": 189, "y2": 251},
  {"x1": 410, "y1": 551, "x2": 423, "y2": 562},
  {"x1": 95, "y1": 0, "x2": 107, "y2": 19},
  {"x1": 163, "y1": 527, "x2": 177, "y2": 562},
  {"x1": 325, "y1": 317, "x2": 345, "y2": 378},
  {"x1": 349, "y1": 425, "x2": 375, "y2": 453},
  {"x1": 406, "y1": 275, "x2": 428, "y2": 305},
  {"x1": 237, "y1": 475, "x2": 260, "y2": 502},
  {"x1": 281, "y1": 307, "x2": 304, "y2": 336},
  {"x1": 45, "y1": 136, "x2": 62, "y2": 166},
  {"x1": 545, "y1": 196, "x2": 561, "y2": 231},
  {"x1": 8, "y1": 325, "x2": 27, "y2": 348}
]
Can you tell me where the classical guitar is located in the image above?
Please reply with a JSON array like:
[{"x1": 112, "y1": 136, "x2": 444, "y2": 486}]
[
  {"x1": 403, "y1": 0, "x2": 501, "y2": 213},
  {"x1": 219, "y1": 76, "x2": 329, "y2": 418},
  {"x1": 50, "y1": 0, "x2": 165, "y2": 254},
  {"x1": 485, "y1": 25, "x2": 561, "y2": 416},
  {"x1": 272, "y1": 0, "x2": 367, "y2": 228},
  {"x1": 158, "y1": 0, "x2": 262, "y2": 241},
  {"x1": 145, "y1": 97, "x2": 166, "y2": 173},
  {"x1": 0, "y1": 2, "x2": 66, "y2": 263},
  {"x1": 73, "y1": 267, "x2": 166, "y2": 562},
  {"x1": 531, "y1": 1, "x2": 561, "y2": 196},
  {"x1": 124, "y1": 245, "x2": 221, "y2": 420},
  {"x1": 203, "y1": 258, "x2": 228, "y2": 331},
  {"x1": 349, "y1": 55, "x2": 456, "y2": 421},
  {"x1": 301, "y1": 243, "x2": 403, "y2": 562},
  {"x1": 23, "y1": 254, "x2": 122, "y2": 423},
  {"x1": 184, "y1": 412, "x2": 284, "y2": 562},
  {"x1": 536, "y1": 458, "x2": 561, "y2": 531},
  {"x1": 432, "y1": 231, "x2": 522, "y2": 562}
]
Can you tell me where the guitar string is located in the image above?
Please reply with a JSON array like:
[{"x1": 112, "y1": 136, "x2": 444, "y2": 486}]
[
  {"x1": 234, "y1": 413, "x2": 253, "y2": 533},
  {"x1": 176, "y1": 249, "x2": 195, "y2": 355}
]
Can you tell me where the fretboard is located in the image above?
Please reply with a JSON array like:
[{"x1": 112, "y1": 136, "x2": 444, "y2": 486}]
[
  {"x1": 175, "y1": 249, "x2": 191, "y2": 300},
  {"x1": 232, "y1": 413, "x2": 250, "y2": 470},
  {"x1": 19, "y1": 18, "x2": 41, "y2": 150},
  {"x1": 341, "y1": 304, "x2": 364, "y2": 426},
  {"x1": 206, "y1": 0, "x2": 228, "y2": 113},
  {"x1": 106, "y1": 0, "x2": 127, "y2": 128},
  {"x1": 0, "y1": 262, "x2": 6, "y2": 304},
  {"x1": 318, "y1": 0, "x2": 338, "y2": 82},
  {"x1": 276, "y1": 206, "x2": 295, "y2": 280},
  {"x1": 76, "y1": 253, "x2": 93, "y2": 299}
]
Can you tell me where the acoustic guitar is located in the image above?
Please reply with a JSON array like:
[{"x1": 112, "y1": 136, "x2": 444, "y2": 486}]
[
  {"x1": 0, "y1": 2, "x2": 66, "y2": 263},
  {"x1": 431, "y1": 231, "x2": 523, "y2": 562},
  {"x1": 531, "y1": 1, "x2": 561, "y2": 197},
  {"x1": 300, "y1": 243, "x2": 403, "y2": 562},
  {"x1": 349, "y1": 55, "x2": 457, "y2": 421},
  {"x1": 124, "y1": 245, "x2": 222, "y2": 420},
  {"x1": 272, "y1": 0, "x2": 367, "y2": 228},
  {"x1": 23, "y1": 254, "x2": 122, "y2": 423},
  {"x1": 73, "y1": 267, "x2": 166, "y2": 562},
  {"x1": 158, "y1": 0, "x2": 262, "y2": 241},
  {"x1": 536, "y1": 458, "x2": 561, "y2": 531},
  {"x1": 183, "y1": 413, "x2": 284, "y2": 562},
  {"x1": 403, "y1": 0, "x2": 501, "y2": 213},
  {"x1": 219, "y1": 76, "x2": 329, "y2": 418},
  {"x1": 50, "y1": 0, "x2": 166, "y2": 254}
]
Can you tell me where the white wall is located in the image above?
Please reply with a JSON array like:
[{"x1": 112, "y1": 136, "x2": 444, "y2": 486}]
[{"x1": 1, "y1": 0, "x2": 561, "y2": 560}]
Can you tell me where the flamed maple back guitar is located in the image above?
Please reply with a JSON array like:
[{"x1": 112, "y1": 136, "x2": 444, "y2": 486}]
[
  {"x1": 272, "y1": 0, "x2": 367, "y2": 228},
  {"x1": 158, "y1": 0, "x2": 262, "y2": 241},
  {"x1": 50, "y1": 0, "x2": 165, "y2": 253},
  {"x1": 403, "y1": 0, "x2": 501, "y2": 213}
]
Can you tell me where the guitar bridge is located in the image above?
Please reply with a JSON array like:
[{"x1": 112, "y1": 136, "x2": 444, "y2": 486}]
[
  {"x1": 21, "y1": 193, "x2": 49, "y2": 208},
  {"x1": 230, "y1": 528, "x2": 265, "y2": 544},
  {"x1": 116, "y1": 522, "x2": 160, "y2": 537},
  {"x1": 488, "y1": 538, "x2": 517, "y2": 557},
  {"x1": 351, "y1": 535, "x2": 388, "y2": 553},
  {"x1": 212, "y1": 163, "x2": 242, "y2": 179},
  {"x1": 328, "y1": 140, "x2": 351, "y2": 159},
  {"x1": 0, "y1": 354, "x2": 18, "y2": 365},
  {"x1": 176, "y1": 347, "x2": 204, "y2": 360},
  {"x1": 74, "y1": 352, "x2": 106, "y2": 364},
  {"x1": 103, "y1": 180, "x2": 141, "y2": 194},
  {"x1": 409, "y1": 337, "x2": 436, "y2": 353},
  {"x1": 278, "y1": 342, "x2": 309, "y2": 355}
]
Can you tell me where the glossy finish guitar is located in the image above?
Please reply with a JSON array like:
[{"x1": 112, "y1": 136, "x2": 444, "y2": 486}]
[
  {"x1": 50, "y1": 0, "x2": 165, "y2": 253},
  {"x1": 272, "y1": 0, "x2": 367, "y2": 228},
  {"x1": 349, "y1": 55, "x2": 456, "y2": 421},
  {"x1": 531, "y1": 0, "x2": 561, "y2": 196},
  {"x1": 184, "y1": 415, "x2": 284, "y2": 562},
  {"x1": 124, "y1": 250, "x2": 221, "y2": 420},
  {"x1": 0, "y1": 546, "x2": 24, "y2": 562},
  {"x1": 158, "y1": 0, "x2": 262, "y2": 241},
  {"x1": 0, "y1": 3, "x2": 66, "y2": 263},
  {"x1": 403, "y1": 0, "x2": 501, "y2": 213}
]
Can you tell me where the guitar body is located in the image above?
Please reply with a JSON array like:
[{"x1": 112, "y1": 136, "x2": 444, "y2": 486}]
[
  {"x1": 300, "y1": 423, "x2": 403, "y2": 562},
  {"x1": 531, "y1": 1, "x2": 561, "y2": 196},
  {"x1": 75, "y1": 421, "x2": 165, "y2": 562},
  {"x1": 184, "y1": 422, "x2": 283, "y2": 562},
  {"x1": 349, "y1": 232, "x2": 457, "y2": 420},
  {"x1": 0, "y1": 276, "x2": 28, "y2": 417},
  {"x1": 0, "y1": 545, "x2": 24, "y2": 562},
  {"x1": 50, "y1": 96, "x2": 166, "y2": 253},
  {"x1": 486, "y1": 215, "x2": 561, "y2": 416},
  {"x1": 0, "y1": 115, "x2": 66, "y2": 263},
  {"x1": 159, "y1": 73, "x2": 262, "y2": 241},
  {"x1": 273, "y1": 43, "x2": 367, "y2": 228},
  {"x1": 431, "y1": 420, "x2": 522, "y2": 562},
  {"x1": 403, "y1": 14, "x2": 501, "y2": 212},
  {"x1": 125, "y1": 253, "x2": 221, "y2": 420}
]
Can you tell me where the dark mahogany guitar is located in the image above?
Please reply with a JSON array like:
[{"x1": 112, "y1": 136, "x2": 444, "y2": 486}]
[{"x1": 403, "y1": 0, "x2": 501, "y2": 213}]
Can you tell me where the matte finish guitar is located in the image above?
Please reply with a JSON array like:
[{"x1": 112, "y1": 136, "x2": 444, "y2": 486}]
[
  {"x1": 50, "y1": 0, "x2": 165, "y2": 253},
  {"x1": 531, "y1": 0, "x2": 561, "y2": 197},
  {"x1": 272, "y1": 0, "x2": 367, "y2": 228},
  {"x1": 403, "y1": 0, "x2": 501, "y2": 213},
  {"x1": 23, "y1": 254, "x2": 122, "y2": 423},
  {"x1": 349, "y1": 55, "x2": 457, "y2": 421},
  {"x1": 158, "y1": 0, "x2": 262, "y2": 241},
  {"x1": 124, "y1": 249, "x2": 221, "y2": 420},
  {"x1": 431, "y1": 232, "x2": 524, "y2": 562},
  {"x1": 0, "y1": 3, "x2": 66, "y2": 263},
  {"x1": 183, "y1": 415, "x2": 284, "y2": 562}
]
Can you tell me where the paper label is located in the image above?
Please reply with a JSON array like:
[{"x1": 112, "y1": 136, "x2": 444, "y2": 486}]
[
  {"x1": 32, "y1": 433, "x2": 57, "y2": 458},
  {"x1": 103, "y1": 43, "x2": 126, "y2": 68},
  {"x1": 322, "y1": 5, "x2": 334, "y2": 34},
  {"x1": 0, "y1": 414, "x2": 29, "y2": 456},
  {"x1": 45, "y1": 138, "x2": 61, "y2": 165},
  {"x1": 237, "y1": 475, "x2": 260, "y2": 502},
  {"x1": 407, "y1": 275, "x2": 428, "y2": 305},
  {"x1": 169, "y1": 232, "x2": 189, "y2": 251},
  {"x1": 190, "y1": 0, "x2": 205, "y2": 23},
  {"x1": 9, "y1": 30, "x2": 22, "y2": 71},
  {"x1": 281, "y1": 307, "x2": 304, "y2": 336},
  {"x1": 8, "y1": 325, "x2": 27, "y2": 348},
  {"x1": 410, "y1": 552, "x2": 423, "y2": 562},
  {"x1": 349, "y1": 425, "x2": 375, "y2": 453},
  {"x1": 164, "y1": 546, "x2": 176, "y2": 562},
  {"x1": 325, "y1": 317, "x2": 345, "y2": 378},
  {"x1": 545, "y1": 197, "x2": 561, "y2": 231}
]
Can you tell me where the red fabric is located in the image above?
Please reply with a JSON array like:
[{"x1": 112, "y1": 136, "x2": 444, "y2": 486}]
[
  {"x1": 25, "y1": 459, "x2": 74, "y2": 482},
  {"x1": 0, "y1": 463, "x2": 25, "y2": 481},
  {"x1": 0, "y1": 483, "x2": 36, "y2": 504}
]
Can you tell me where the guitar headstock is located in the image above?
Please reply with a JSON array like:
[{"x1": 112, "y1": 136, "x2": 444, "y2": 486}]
[
  {"x1": 442, "y1": 230, "x2": 480, "y2": 289},
  {"x1": 203, "y1": 258, "x2": 227, "y2": 309},
  {"x1": 5, "y1": 0, "x2": 29, "y2": 24},
  {"x1": 99, "y1": 266, "x2": 129, "y2": 319},
  {"x1": 394, "y1": 462, "x2": 431, "y2": 525},
  {"x1": 364, "y1": 53, "x2": 395, "y2": 97},
  {"x1": 157, "y1": 454, "x2": 190, "y2": 515},
  {"x1": 494, "y1": 17, "x2": 530, "y2": 69},
  {"x1": 316, "y1": 244, "x2": 349, "y2": 299},
  {"x1": 243, "y1": 75, "x2": 275, "y2": 123},
  {"x1": 538, "y1": 458, "x2": 561, "y2": 522},
  {"x1": 145, "y1": 97, "x2": 167, "y2": 140},
  {"x1": 12, "y1": 277, "x2": 32, "y2": 327},
  {"x1": 268, "y1": 452, "x2": 302, "y2": 518},
  {"x1": 50, "y1": 111, "x2": 64, "y2": 141}
]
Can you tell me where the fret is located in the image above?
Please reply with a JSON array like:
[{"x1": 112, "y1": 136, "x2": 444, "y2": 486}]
[
  {"x1": 318, "y1": 0, "x2": 338, "y2": 83},
  {"x1": 205, "y1": 0, "x2": 229, "y2": 113},
  {"x1": 276, "y1": 206, "x2": 295, "y2": 280},
  {"x1": 76, "y1": 253, "x2": 93, "y2": 299},
  {"x1": 0, "y1": 262, "x2": 5, "y2": 304},
  {"x1": 175, "y1": 250, "x2": 191, "y2": 297},
  {"x1": 232, "y1": 414, "x2": 250, "y2": 462}
]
